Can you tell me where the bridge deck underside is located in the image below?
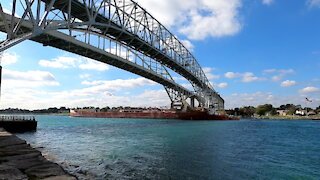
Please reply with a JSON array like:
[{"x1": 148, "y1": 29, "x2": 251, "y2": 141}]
[
  {"x1": 0, "y1": 12, "x2": 194, "y2": 101},
  {"x1": 32, "y1": 33, "x2": 192, "y2": 97}
]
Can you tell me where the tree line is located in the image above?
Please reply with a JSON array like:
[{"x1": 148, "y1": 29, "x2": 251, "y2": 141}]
[
  {"x1": 0, "y1": 107, "x2": 70, "y2": 114},
  {"x1": 226, "y1": 104, "x2": 320, "y2": 117}
]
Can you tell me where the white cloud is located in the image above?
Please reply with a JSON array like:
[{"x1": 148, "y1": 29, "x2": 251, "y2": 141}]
[
  {"x1": 271, "y1": 75, "x2": 281, "y2": 81},
  {"x1": 225, "y1": 92, "x2": 272, "y2": 109},
  {"x1": 136, "y1": 90, "x2": 170, "y2": 105},
  {"x1": 181, "y1": 83, "x2": 193, "y2": 89},
  {"x1": 81, "y1": 78, "x2": 157, "y2": 92},
  {"x1": 39, "y1": 60, "x2": 66, "y2": 68},
  {"x1": 225, "y1": 72, "x2": 238, "y2": 78},
  {"x1": 2, "y1": 69, "x2": 59, "y2": 87},
  {"x1": 172, "y1": 68, "x2": 220, "y2": 82},
  {"x1": 179, "y1": 1, "x2": 242, "y2": 40},
  {"x1": 262, "y1": 0, "x2": 273, "y2": 5},
  {"x1": 0, "y1": 85, "x2": 169, "y2": 110},
  {"x1": 270, "y1": 69, "x2": 295, "y2": 81},
  {"x1": 0, "y1": 77, "x2": 158, "y2": 109},
  {"x1": 39, "y1": 56, "x2": 77, "y2": 69},
  {"x1": 225, "y1": 71, "x2": 263, "y2": 82},
  {"x1": 181, "y1": 39, "x2": 194, "y2": 51},
  {"x1": 6, "y1": 88, "x2": 317, "y2": 110},
  {"x1": 39, "y1": 56, "x2": 109, "y2": 71},
  {"x1": 203, "y1": 67, "x2": 214, "y2": 73},
  {"x1": 216, "y1": 82, "x2": 228, "y2": 88},
  {"x1": 206, "y1": 73, "x2": 220, "y2": 80},
  {"x1": 1, "y1": 52, "x2": 18, "y2": 65},
  {"x1": 79, "y1": 74, "x2": 90, "y2": 79},
  {"x1": 202, "y1": 67, "x2": 220, "y2": 80},
  {"x1": 280, "y1": 80, "x2": 296, "y2": 87},
  {"x1": 242, "y1": 72, "x2": 262, "y2": 82},
  {"x1": 0, "y1": 87, "x2": 122, "y2": 110},
  {"x1": 279, "y1": 69, "x2": 294, "y2": 74},
  {"x1": 224, "y1": 92, "x2": 319, "y2": 109},
  {"x1": 173, "y1": 76, "x2": 186, "y2": 81},
  {"x1": 137, "y1": 0, "x2": 192, "y2": 27},
  {"x1": 137, "y1": 0, "x2": 242, "y2": 40},
  {"x1": 78, "y1": 59, "x2": 109, "y2": 71},
  {"x1": 307, "y1": 0, "x2": 320, "y2": 8},
  {"x1": 299, "y1": 86, "x2": 320, "y2": 94},
  {"x1": 263, "y1": 69, "x2": 276, "y2": 73}
]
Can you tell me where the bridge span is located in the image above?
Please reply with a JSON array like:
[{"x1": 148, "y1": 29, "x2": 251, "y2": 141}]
[{"x1": 0, "y1": 0, "x2": 224, "y2": 110}]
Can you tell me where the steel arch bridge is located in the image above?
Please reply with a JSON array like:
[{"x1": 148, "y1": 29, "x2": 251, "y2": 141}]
[{"x1": 0, "y1": 0, "x2": 224, "y2": 110}]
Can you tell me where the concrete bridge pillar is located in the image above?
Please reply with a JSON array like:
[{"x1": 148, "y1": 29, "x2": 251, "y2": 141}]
[{"x1": 190, "y1": 97, "x2": 195, "y2": 108}]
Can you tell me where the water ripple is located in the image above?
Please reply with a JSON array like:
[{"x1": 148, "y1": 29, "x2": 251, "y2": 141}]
[{"x1": 16, "y1": 117, "x2": 320, "y2": 180}]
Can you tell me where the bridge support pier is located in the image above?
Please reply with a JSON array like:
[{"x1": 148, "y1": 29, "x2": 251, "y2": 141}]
[{"x1": 191, "y1": 97, "x2": 195, "y2": 108}]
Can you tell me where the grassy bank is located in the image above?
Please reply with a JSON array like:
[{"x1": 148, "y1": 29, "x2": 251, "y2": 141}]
[{"x1": 248, "y1": 115, "x2": 320, "y2": 120}]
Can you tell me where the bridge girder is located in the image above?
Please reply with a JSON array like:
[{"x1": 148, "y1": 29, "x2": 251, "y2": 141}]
[{"x1": 0, "y1": 0, "x2": 225, "y2": 110}]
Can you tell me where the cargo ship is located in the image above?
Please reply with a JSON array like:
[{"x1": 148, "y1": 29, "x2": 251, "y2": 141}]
[{"x1": 70, "y1": 108, "x2": 238, "y2": 120}]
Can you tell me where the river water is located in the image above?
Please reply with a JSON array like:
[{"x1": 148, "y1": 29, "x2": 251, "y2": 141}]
[{"x1": 16, "y1": 116, "x2": 320, "y2": 180}]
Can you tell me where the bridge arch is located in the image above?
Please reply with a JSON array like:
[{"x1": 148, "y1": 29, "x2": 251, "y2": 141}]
[{"x1": 0, "y1": 0, "x2": 224, "y2": 110}]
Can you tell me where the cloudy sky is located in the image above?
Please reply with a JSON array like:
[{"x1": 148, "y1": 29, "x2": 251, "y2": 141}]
[{"x1": 0, "y1": 0, "x2": 320, "y2": 109}]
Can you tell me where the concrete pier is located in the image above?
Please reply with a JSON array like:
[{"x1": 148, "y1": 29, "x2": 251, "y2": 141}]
[
  {"x1": 0, "y1": 116, "x2": 37, "y2": 133},
  {"x1": 0, "y1": 128, "x2": 76, "y2": 180}
]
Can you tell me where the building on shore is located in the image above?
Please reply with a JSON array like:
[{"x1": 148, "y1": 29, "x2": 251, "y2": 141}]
[
  {"x1": 295, "y1": 110, "x2": 307, "y2": 116},
  {"x1": 276, "y1": 110, "x2": 289, "y2": 116},
  {"x1": 307, "y1": 111, "x2": 316, "y2": 116}
]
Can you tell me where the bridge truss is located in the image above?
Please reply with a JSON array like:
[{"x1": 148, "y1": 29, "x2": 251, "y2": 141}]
[{"x1": 0, "y1": 0, "x2": 224, "y2": 110}]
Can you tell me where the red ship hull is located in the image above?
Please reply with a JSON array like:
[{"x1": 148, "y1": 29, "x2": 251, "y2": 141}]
[{"x1": 70, "y1": 110, "x2": 238, "y2": 120}]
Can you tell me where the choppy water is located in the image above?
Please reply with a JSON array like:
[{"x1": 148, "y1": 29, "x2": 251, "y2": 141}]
[{"x1": 16, "y1": 116, "x2": 320, "y2": 180}]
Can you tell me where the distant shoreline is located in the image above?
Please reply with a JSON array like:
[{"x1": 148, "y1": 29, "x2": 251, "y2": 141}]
[
  {"x1": 242, "y1": 115, "x2": 320, "y2": 120},
  {"x1": 0, "y1": 113, "x2": 70, "y2": 116},
  {"x1": 1, "y1": 113, "x2": 319, "y2": 120}
]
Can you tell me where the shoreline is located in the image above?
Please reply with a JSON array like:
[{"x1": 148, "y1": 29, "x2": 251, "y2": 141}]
[
  {"x1": 0, "y1": 113, "x2": 70, "y2": 116},
  {"x1": 1, "y1": 113, "x2": 319, "y2": 121},
  {"x1": 0, "y1": 128, "x2": 77, "y2": 179},
  {"x1": 240, "y1": 115, "x2": 320, "y2": 120}
]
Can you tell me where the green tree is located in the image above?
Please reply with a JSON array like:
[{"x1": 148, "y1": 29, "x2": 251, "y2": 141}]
[
  {"x1": 287, "y1": 107, "x2": 297, "y2": 115},
  {"x1": 269, "y1": 108, "x2": 277, "y2": 116},
  {"x1": 303, "y1": 107, "x2": 313, "y2": 112},
  {"x1": 239, "y1": 106, "x2": 255, "y2": 117},
  {"x1": 234, "y1": 108, "x2": 240, "y2": 116},
  {"x1": 279, "y1": 104, "x2": 295, "y2": 110},
  {"x1": 225, "y1": 109, "x2": 236, "y2": 116},
  {"x1": 101, "y1": 106, "x2": 110, "y2": 112},
  {"x1": 255, "y1": 104, "x2": 274, "y2": 116}
]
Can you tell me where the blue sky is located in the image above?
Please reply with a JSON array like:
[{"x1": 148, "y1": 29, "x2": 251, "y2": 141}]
[{"x1": 0, "y1": 0, "x2": 320, "y2": 109}]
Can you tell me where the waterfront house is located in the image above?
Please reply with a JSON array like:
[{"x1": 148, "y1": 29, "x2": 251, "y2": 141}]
[
  {"x1": 295, "y1": 110, "x2": 307, "y2": 116},
  {"x1": 277, "y1": 110, "x2": 289, "y2": 116},
  {"x1": 307, "y1": 111, "x2": 316, "y2": 116}
]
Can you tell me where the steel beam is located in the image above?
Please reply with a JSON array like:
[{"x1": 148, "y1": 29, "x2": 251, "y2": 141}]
[{"x1": 0, "y1": 0, "x2": 225, "y2": 110}]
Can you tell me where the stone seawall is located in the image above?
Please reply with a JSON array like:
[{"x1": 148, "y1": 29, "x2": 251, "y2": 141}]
[{"x1": 0, "y1": 128, "x2": 76, "y2": 180}]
